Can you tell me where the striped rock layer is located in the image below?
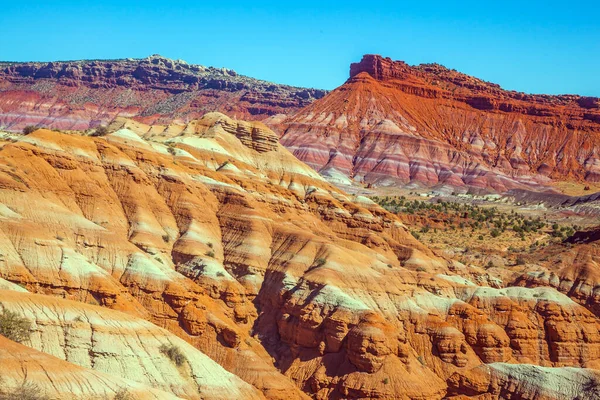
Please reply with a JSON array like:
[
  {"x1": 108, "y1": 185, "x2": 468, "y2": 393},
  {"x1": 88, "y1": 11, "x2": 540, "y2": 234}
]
[
  {"x1": 271, "y1": 54, "x2": 600, "y2": 192},
  {"x1": 0, "y1": 114, "x2": 598, "y2": 399}
]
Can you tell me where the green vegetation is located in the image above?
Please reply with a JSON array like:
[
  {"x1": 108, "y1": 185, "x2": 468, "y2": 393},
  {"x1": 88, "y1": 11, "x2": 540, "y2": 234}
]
[
  {"x1": 550, "y1": 224, "x2": 575, "y2": 239},
  {"x1": 0, "y1": 308, "x2": 32, "y2": 343},
  {"x1": 22, "y1": 125, "x2": 38, "y2": 135},
  {"x1": 0, "y1": 382, "x2": 50, "y2": 400},
  {"x1": 90, "y1": 126, "x2": 109, "y2": 137},
  {"x1": 314, "y1": 257, "x2": 327, "y2": 267},
  {"x1": 159, "y1": 343, "x2": 186, "y2": 367},
  {"x1": 113, "y1": 389, "x2": 135, "y2": 400},
  {"x1": 167, "y1": 145, "x2": 177, "y2": 156},
  {"x1": 371, "y1": 196, "x2": 578, "y2": 243}
]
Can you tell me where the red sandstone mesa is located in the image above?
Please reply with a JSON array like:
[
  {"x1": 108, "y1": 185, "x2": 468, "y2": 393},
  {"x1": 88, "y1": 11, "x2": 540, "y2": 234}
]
[
  {"x1": 270, "y1": 54, "x2": 600, "y2": 192},
  {"x1": 0, "y1": 55, "x2": 326, "y2": 131}
]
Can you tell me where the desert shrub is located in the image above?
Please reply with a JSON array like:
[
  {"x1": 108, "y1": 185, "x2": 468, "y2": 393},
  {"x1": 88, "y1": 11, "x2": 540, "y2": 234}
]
[
  {"x1": 581, "y1": 378, "x2": 600, "y2": 397},
  {"x1": 564, "y1": 227, "x2": 575, "y2": 237},
  {"x1": 416, "y1": 267, "x2": 427, "y2": 272},
  {"x1": 161, "y1": 234, "x2": 170, "y2": 243},
  {"x1": 382, "y1": 377, "x2": 389, "y2": 385},
  {"x1": 113, "y1": 388, "x2": 135, "y2": 400},
  {"x1": 490, "y1": 229, "x2": 501, "y2": 238},
  {"x1": 22, "y1": 126, "x2": 38, "y2": 135},
  {"x1": 314, "y1": 257, "x2": 326, "y2": 267},
  {"x1": 159, "y1": 344, "x2": 186, "y2": 367},
  {"x1": 0, "y1": 382, "x2": 49, "y2": 400},
  {"x1": 205, "y1": 250, "x2": 215, "y2": 258},
  {"x1": 0, "y1": 308, "x2": 32, "y2": 343},
  {"x1": 91, "y1": 126, "x2": 109, "y2": 137}
]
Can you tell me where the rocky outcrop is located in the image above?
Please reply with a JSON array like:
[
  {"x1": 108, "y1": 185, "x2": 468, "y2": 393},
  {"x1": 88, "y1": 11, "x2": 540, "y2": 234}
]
[
  {"x1": 0, "y1": 334, "x2": 181, "y2": 399},
  {"x1": 0, "y1": 55, "x2": 326, "y2": 131},
  {"x1": 0, "y1": 290, "x2": 263, "y2": 399},
  {"x1": 270, "y1": 54, "x2": 600, "y2": 193},
  {"x1": 447, "y1": 363, "x2": 600, "y2": 399}
]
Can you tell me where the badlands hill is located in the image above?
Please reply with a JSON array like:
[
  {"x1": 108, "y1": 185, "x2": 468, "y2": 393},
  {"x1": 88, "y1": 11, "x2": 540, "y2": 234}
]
[
  {"x1": 0, "y1": 114, "x2": 599, "y2": 399},
  {"x1": 270, "y1": 54, "x2": 600, "y2": 193},
  {"x1": 0, "y1": 55, "x2": 326, "y2": 131},
  {"x1": 4, "y1": 54, "x2": 600, "y2": 196}
]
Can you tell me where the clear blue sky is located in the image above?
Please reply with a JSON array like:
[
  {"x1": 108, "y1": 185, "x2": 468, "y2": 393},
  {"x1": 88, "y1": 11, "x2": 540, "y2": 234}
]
[{"x1": 1, "y1": 1, "x2": 599, "y2": 96}]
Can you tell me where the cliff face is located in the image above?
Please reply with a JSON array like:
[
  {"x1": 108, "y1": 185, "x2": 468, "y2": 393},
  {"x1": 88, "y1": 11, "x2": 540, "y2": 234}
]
[
  {"x1": 271, "y1": 54, "x2": 600, "y2": 192},
  {"x1": 0, "y1": 55, "x2": 326, "y2": 131},
  {"x1": 0, "y1": 117, "x2": 599, "y2": 398}
]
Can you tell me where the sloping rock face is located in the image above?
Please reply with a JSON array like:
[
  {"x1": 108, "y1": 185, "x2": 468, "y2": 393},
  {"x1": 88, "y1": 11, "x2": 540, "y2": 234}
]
[
  {"x1": 512, "y1": 227, "x2": 600, "y2": 318},
  {"x1": 0, "y1": 55, "x2": 326, "y2": 131},
  {"x1": 0, "y1": 291, "x2": 262, "y2": 400},
  {"x1": 447, "y1": 363, "x2": 600, "y2": 399},
  {"x1": 0, "y1": 335, "x2": 182, "y2": 399},
  {"x1": 270, "y1": 54, "x2": 600, "y2": 192},
  {"x1": 0, "y1": 116, "x2": 599, "y2": 398}
]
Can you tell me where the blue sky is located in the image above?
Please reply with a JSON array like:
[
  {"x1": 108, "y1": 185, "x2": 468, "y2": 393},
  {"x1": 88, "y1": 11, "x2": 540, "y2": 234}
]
[{"x1": 1, "y1": 1, "x2": 599, "y2": 95}]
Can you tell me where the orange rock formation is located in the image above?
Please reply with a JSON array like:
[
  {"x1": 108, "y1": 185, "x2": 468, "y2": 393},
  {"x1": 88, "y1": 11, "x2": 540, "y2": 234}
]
[{"x1": 0, "y1": 114, "x2": 598, "y2": 398}]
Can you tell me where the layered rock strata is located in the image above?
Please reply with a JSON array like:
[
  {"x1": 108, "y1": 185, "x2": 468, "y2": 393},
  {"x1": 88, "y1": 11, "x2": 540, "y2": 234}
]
[
  {"x1": 270, "y1": 54, "x2": 600, "y2": 192},
  {"x1": 0, "y1": 115, "x2": 598, "y2": 398},
  {"x1": 0, "y1": 55, "x2": 326, "y2": 131}
]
